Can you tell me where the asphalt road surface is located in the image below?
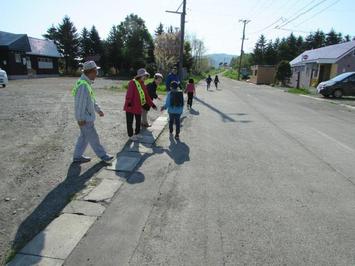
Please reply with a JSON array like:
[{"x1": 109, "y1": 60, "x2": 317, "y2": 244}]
[{"x1": 65, "y1": 77, "x2": 355, "y2": 266}]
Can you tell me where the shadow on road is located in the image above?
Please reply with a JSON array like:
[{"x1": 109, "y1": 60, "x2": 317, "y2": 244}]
[
  {"x1": 194, "y1": 96, "x2": 236, "y2": 123},
  {"x1": 10, "y1": 161, "x2": 106, "y2": 259}
]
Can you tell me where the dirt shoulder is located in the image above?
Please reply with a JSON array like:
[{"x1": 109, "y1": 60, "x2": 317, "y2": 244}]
[{"x1": 0, "y1": 77, "x2": 161, "y2": 264}]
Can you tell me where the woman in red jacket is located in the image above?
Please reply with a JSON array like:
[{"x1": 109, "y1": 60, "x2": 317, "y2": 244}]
[{"x1": 124, "y1": 68, "x2": 157, "y2": 141}]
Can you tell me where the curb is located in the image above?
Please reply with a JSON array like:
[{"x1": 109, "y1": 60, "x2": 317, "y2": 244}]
[
  {"x1": 7, "y1": 112, "x2": 169, "y2": 266},
  {"x1": 299, "y1": 94, "x2": 355, "y2": 110}
]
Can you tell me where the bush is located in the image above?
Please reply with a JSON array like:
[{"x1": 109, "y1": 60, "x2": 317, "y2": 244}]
[{"x1": 275, "y1": 60, "x2": 292, "y2": 86}]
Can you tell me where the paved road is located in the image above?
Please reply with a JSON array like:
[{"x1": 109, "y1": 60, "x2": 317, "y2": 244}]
[{"x1": 65, "y1": 77, "x2": 355, "y2": 265}]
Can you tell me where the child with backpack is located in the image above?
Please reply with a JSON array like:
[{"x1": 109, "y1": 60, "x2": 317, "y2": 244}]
[
  {"x1": 161, "y1": 81, "x2": 184, "y2": 140},
  {"x1": 185, "y1": 78, "x2": 196, "y2": 109},
  {"x1": 206, "y1": 75, "x2": 212, "y2": 90}
]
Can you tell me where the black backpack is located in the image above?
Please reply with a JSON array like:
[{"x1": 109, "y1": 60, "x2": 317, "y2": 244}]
[{"x1": 170, "y1": 91, "x2": 184, "y2": 107}]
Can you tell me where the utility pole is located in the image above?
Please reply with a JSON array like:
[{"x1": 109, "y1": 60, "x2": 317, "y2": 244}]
[
  {"x1": 238, "y1": 19, "x2": 250, "y2": 80},
  {"x1": 166, "y1": 0, "x2": 186, "y2": 81}
]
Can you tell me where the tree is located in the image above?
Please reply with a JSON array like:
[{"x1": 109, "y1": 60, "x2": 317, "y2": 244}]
[
  {"x1": 55, "y1": 16, "x2": 80, "y2": 73},
  {"x1": 305, "y1": 30, "x2": 326, "y2": 49},
  {"x1": 252, "y1": 34, "x2": 267, "y2": 65},
  {"x1": 120, "y1": 14, "x2": 155, "y2": 74},
  {"x1": 89, "y1": 26, "x2": 103, "y2": 56},
  {"x1": 343, "y1": 35, "x2": 352, "y2": 42},
  {"x1": 80, "y1": 27, "x2": 91, "y2": 61},
  {"x1": 326, "y1": 29, "x2": 342, "y2": 46},
  {"x1": 183, "y1": 41, "x2": 193, "y2": 73},
  {"x1": 154, "y1": 31, "x2": 180, "y2": 73},
  {"x1": 264, "y1": 40, "x2": 278, "y2": 65},
  {"x1": 43, "y1": 25, "x2": 59, "y2": 44},
  {"x1": 106, "y1": 25, "x2": 124, "y2": 75},
  {"x1": 155, "y1": 23, "x2": 164, "y2": 36},
  {"x1": 275, "y1": 60, "x2": 292, "y2": 86}
]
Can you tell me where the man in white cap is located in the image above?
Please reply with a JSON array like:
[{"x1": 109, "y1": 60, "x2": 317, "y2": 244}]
[{"x1": 71, "y1": 61, "x2": 113, "y2": 163}]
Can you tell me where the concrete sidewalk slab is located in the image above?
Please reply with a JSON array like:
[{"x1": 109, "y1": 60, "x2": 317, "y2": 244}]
[
  {"x1": 124, "y1": 142, "x2": 153, "y2": 154},
  {"x1": 106, "y1": 155, "x2": 141, "y2": 172},
  {"x1": 62, "y1": 200, "x2": 105, "y2": 217},
  {"x1": 84, "y1": 179, "x2": 123, "y2": 203},
  {"x1": 7, "y1": 254, "x2": 63, "y2": 266},
  {"x1": 19, "y1": 214, "x2": 96, "y2": 260}
]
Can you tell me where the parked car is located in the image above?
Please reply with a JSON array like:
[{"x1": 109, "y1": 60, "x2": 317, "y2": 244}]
[
  {"x1": 317, "y1": 72, "x2": 355, "y2": 98},
  {"x1": 0, "y1": 68, "x2": 8, "y2": 87}
]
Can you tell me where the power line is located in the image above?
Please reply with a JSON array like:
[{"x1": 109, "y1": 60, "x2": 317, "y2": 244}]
[
  {"x1": 249, "y1": 17, "x2": 285, "y2": 35},
  {"x1": 293, "y1": 0, "x2": 341, "y2": 27},
  {"x1": 275, "y1": 0, "x2": 329, "y2": 29}
]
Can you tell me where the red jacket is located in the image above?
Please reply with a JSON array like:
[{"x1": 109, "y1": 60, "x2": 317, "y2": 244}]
[{"x1": 124, "y1": 79, "x2": 155, "y2": 114}]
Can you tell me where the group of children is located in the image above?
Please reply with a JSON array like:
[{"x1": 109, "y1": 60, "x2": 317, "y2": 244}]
[{"x1": 206, "y1": 75, "x2": 220, "y2": 90}]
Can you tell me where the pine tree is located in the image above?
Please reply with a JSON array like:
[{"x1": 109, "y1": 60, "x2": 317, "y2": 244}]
[
  {"x1": 155, "y1": 23, "x2": 164, "y2": 36},
  {"x1": 326, "y1": 29, "x2": 342, "y2": 46},
  {"x1": 56, "y1": 16, "x2": 80, "y2": 73},
  {"x1": 252, "y1": 34, "x2": 267, "y2": 65},
  {"x1": 89, "y1": 26, "x2": 103, "y2": 56},
  {"x1": 264, "y1": 40, "x2": 278, "y2": 65},
  {"x1": 80, "y1": 27, "x2": 91, "y2": 61},
  {"x1": 106, "y1": 25, "x2": 124, "y2": 75},
  {"x1": 343, "y1": 35, "x2": 351, "y2": 42},
  {"x1": 183, "y1": 41, "x2": 193, "y2": 73},
  {"x1": 43, "y1": 25, "x2": 59, "y2": 44}
]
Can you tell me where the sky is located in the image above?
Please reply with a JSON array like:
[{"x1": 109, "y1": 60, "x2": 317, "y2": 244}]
[{"x1": 1, "y1": 0, "x2": 354, "y2": 55}]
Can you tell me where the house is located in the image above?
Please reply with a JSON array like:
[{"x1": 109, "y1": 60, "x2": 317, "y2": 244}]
[
  {"x1": 289, "y1": 41, "x2": 355, "y2": 88},
  {"x1": 249, "y1": 65, "x2": 276, "y2": 85},
  {"x1": 0, "y1": 31, "x2": 61, "y2": 79}
]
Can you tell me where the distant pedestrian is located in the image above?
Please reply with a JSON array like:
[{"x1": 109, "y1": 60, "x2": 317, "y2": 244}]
[
  {"x1": 72, "y1": 61, "x2": 113, "y2": 163},
  {"x1": 206, "y1": 75, "x2": 212, "y2": 90},
  {"x1": 161, "y1": 81, "x2": 184, "y2": 140},
  {"x1": 185, "y1": 78, "x2": 196, "y2": 109},
  {"x1": 142, "y1": 73, "x2": 163, "y2": 127},
  {"x1": 214, "y1": 75, "x2": 220, "y2": 89},
  {"x1": 165, "y1": 66, "x2": 180, "y2": 91},
  {"x1": 124, "y1": 68, "x2": 157, "y2": 141}
]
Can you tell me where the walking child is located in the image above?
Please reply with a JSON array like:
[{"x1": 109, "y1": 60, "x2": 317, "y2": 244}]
[
  {"x1": 185, "y1": 78, "x2": 196, "y2": 109},
  {"x1": 142, "y1": 73, "x2": 163, "y2": 127},
  {"x1": 214, "y1": 75, "x2": 220, "y2": 89},
  {"x1": 206, "y1": 75, "x2": 212, "y2": 90},
  {"x1": 161, "y1": 81, "x2": 184, "y2": 140}
]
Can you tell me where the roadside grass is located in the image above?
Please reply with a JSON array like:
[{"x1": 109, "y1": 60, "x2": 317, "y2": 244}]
[
  {"x1": 223, "y1": 69, "x2": 239, "y2": 80},
  {"x1": 287, "y1": 87, "x2": 311, "y2": 95},
  {"x1": 5, "y1": 248, "x2": 17, "y2": 264}
]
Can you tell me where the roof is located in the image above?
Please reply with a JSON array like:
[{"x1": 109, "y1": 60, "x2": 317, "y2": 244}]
[
  {"x1": 290, "y1": 41, "x2": 355, "y2": 66},
  {"x1": 27, "y1": 37, "x2": 61, "y2": 58},
  {"x1": 0, "y1": 31, "x2": 31, "y2": 51}
]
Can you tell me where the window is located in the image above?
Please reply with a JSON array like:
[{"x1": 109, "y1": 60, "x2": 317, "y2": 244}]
[
  {"x1": 349, "y1": 75, "x2": 355, "y2": 82},
  {"x1": 15, "y1": 53, "x2": 21, "y2": 63},
  {"x1": 38, "y1": 57, "x2": 53, "y2": 69}
]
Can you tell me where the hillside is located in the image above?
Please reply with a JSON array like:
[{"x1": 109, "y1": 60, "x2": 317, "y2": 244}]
[{"x1": 207, "y1": 53, "x2": 237, "y2": 68}]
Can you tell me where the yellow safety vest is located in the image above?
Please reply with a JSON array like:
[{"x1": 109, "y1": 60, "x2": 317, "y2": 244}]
[
  {"x1": 71, "y1": 79, "x2": 96, "y2": 101},
  {"x1": 133, "y1": 79, "x2": 146, "y2": 106}
]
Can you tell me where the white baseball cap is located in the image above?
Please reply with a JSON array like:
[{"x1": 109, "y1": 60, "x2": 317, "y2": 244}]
[
  {"x1": 154, "y1": 73, "x2": 163, "y2": 79},
  {"x1": 82, "y1": 61, "x2": 101, "y2": 71}
]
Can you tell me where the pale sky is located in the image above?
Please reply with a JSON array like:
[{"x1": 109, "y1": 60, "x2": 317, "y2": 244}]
[{"x1": 1, "y1": 0, "x2": 354, "y2": 55}]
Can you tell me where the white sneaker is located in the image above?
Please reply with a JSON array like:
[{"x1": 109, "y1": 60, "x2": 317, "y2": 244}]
[{"x1": 130, "y1": 135, "x2": 138, "y2": 141}]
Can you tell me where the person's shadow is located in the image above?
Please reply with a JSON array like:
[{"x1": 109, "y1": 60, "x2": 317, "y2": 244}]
[
  {"x1": 9, "y1": 161, "x2": 106, "y2": 263},
  {"x1": 164, "y1": 135, "x2": 190, "y2": 165}
]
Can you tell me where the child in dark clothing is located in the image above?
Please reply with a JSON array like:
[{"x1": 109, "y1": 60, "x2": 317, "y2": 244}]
[{"x1": 161, "y1": 81, "x2": 184, "y2": 140}]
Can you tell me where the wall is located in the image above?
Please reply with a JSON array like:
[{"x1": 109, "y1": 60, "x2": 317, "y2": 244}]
[{"x1": 336, "y1": 50, "x2": 355, "y2": 75}]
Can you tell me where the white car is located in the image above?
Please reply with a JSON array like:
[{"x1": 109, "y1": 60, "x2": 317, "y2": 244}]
[{"x1": 0, "y1": 68, "x2": 8, "y2": 87}]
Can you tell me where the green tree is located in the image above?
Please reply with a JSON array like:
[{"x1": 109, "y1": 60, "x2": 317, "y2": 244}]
[
  {"x1": 343, "y1": 34, "x2": 351, "y2": 42},
  {"x1": 80, "y1": 27, "x2": 91, "y2": 61},
  {"x1": 43, "y1": 25, "x2": 59, "y2": 44},
  {"x1": 305, "y1": 30, "x2": 326, "y2": 49},
  {"x1": 326, "y1": 29, "x2": 342, "y2": 46},
  {"x1": 120, "y1": 14, "x2": 154, "y2": 74},
  {"x1": 252, "y1": 34, "x2": 267, "y2": 65},
  {"x1": 106, "y1": 25, "x2": 124, "y2": 75},
  {"x1": 264, "y1": 40, "x2": 278, "y2": 65},
  {"x1": 56, "y1": 16, "x2": 80, "y2": 73},
  {"x1": 155, "y1": 23, "x2": 164, "y2": 36},
  {"x1": 275, "y1": 60, "x2": 292, "y2": 86},
  {"x1": 89, "y1": 26, "x2": 103, "y2": 56}
]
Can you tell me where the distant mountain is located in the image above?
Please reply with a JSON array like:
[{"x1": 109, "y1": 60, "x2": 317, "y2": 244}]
[{"x1": 207, "y1": 53, "x2": 237, "y2": 68}]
